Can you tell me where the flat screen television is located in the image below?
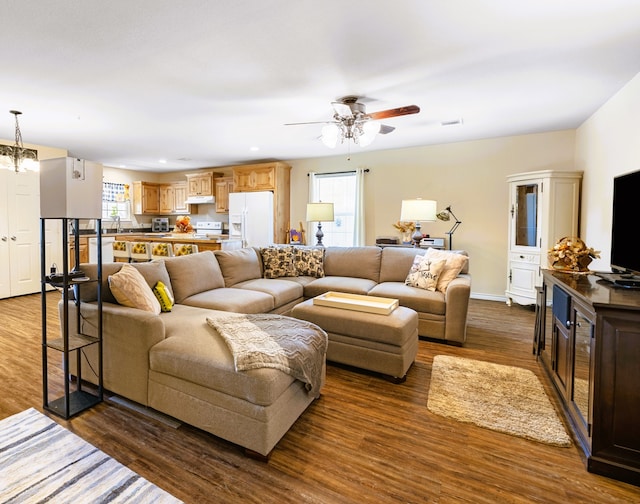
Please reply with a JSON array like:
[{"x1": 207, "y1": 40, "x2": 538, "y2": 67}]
[{"x1": 610, "y1": 168, "x2": 640, "y2": 287}]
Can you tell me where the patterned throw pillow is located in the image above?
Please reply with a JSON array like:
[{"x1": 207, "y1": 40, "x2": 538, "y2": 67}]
[
  {"x1": 108, "y1": 264, "x2": 161, "y2": 314},
  {"x1": 423, "y1": 248, "x2": 469, "y2": 292},
  {"x1": 261, "y1": 246, "x2": 298, "y2": 278},
  {"x1": 294, "y1": 247, "x2": 325, "y2": 278},
  {"x1": 405, "y1": 255, "x2": 447, "y2": 291},
  {"x1": 152, "y1": 281, "x2": 174, "y2": 312}
]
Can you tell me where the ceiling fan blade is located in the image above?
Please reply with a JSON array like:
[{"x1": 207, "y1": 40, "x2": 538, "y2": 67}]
[
  {"x1": 284, "y1": 120, "x2": 336, "y2": 126},
  {"x1": 367, "y1": 105, "x2": 420, "y2": 121},
  {"x1": 379, "y1": 124, "x2": 395, "y2": 134}
]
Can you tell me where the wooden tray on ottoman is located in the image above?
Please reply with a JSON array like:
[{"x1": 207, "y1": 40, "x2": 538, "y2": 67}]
[{"x1": 313, "y1": 292, "x2": 399, "y2": 315}]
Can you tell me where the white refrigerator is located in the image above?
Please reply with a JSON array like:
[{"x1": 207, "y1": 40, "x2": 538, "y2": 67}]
[{"x1": 228, "y1": 191, "x2": 274, "y2": 247}]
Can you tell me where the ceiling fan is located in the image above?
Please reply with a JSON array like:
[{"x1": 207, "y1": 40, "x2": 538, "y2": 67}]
[{"x1": 285, "y1": 96, "x2": 420, "y2": 149}]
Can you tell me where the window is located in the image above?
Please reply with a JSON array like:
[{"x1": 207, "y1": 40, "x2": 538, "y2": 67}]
[
  {"x1": 313, "y1": 172, "x2": 356, "y2": 247},
  {"x1": 102, "y1": 182, "x2": 131, "y2": 221}
]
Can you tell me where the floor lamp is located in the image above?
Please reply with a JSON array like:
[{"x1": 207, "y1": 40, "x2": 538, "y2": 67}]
[
  {"x1": 306, "y1": 202, "x2": 334, "y2": 246},
  {"x1": 436, "y1": 206, "x2": 462, "y2": 250},
  {"x1": 400, "y1": 199, "x2": 437, "y2": 247}
]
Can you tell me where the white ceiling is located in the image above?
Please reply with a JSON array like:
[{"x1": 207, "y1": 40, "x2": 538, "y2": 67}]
[{"x1": 2, "y1": 0, "x2": 640, "y2": 172}]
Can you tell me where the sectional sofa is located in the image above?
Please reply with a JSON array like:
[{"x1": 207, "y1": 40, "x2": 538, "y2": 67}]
[{"x1": 64, "y1": 245, "x2": 470, "y2": 457}]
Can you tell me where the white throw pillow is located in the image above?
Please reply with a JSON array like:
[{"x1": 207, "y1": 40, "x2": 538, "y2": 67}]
[
  {"x1": 405, "y1": 256, "x2": 446, "y2": 291},
  {"x1": 423, "y1": 248, "x2": 469, "y2": 292},
  {"x1": 108, "y1": 264, "x2": 161, "y2": 314}
]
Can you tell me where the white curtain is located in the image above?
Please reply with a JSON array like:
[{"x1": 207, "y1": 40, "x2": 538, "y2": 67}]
[
  {"x1": 353, "y1": 167, "x2": 366, "y2": 246},
  {"x1": 307, "y1": 171, "x2": 318, "y2": 245}
]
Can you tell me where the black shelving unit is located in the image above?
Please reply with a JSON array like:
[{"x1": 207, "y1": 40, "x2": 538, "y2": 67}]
[{"x1": 41, "y1": 217, "x2": 103, "y2": 419}]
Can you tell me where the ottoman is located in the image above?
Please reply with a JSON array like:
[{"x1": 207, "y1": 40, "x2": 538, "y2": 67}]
[{"x1": 291, "y1": 299, "x2": 419, "y2": 382}]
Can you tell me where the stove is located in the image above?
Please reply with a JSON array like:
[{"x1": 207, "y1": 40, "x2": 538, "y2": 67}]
[{"x1": 194, "y1": 221, "x2": 223, "y2": 238}]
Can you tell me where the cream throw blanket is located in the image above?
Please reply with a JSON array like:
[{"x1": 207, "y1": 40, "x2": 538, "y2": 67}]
[{"x1": 206, "y1": 314, "x2": 327, "y2": 397}]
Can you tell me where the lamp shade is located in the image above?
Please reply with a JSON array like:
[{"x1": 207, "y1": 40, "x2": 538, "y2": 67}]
[
  {"x1": 306, "y1": 202, "x2": 334, "y2": 222},
  {"x1": 400, "y1": 199, "x2": 437, "y2": 222}
]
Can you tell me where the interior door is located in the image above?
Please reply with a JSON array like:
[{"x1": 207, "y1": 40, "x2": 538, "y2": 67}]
[
  {"x1": 7, "y1": 171, "x2": 41, "y2": 296},
  {"x1": 0, "y1": 171, "x2": 10, "y2": 298}
]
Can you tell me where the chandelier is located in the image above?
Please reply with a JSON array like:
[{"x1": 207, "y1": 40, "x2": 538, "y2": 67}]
[{"x1": 0, "y1": 110, "x2": 39, "y2": 172}]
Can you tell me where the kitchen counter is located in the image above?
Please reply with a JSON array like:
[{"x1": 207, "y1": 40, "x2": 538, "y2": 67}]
[{"x1": 113, "y1": 233, "x2": 242, "y2": 252}]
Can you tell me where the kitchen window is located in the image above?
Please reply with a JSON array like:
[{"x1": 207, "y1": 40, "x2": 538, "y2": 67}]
[{"x1": 102, "y1": 182, "x2": 131, "y2": 222}]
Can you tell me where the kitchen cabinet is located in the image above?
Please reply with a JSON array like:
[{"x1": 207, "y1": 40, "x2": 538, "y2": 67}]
[
  {"x1": 68, "y1": 236, "x2": 89, "y2": 269},
  {"x1": 537, "y1": 270, "x2": 640, "y2": 486},
  {"x1": 186, "y1": 172, "x2": 214, "y2": 197},
  {"x1": 133, "y1": 181, "x2": 160, "y2": 215},
  {"x1": 215, "y1": 176, "x2": 233, "y2": 213},
  {"x1": 232, "y1": 162, "x2": 291, "y2": 244},
  {"x1": 159, "y1": 182, "x2": 190, "y2": 214},
  {"x1": 505, "y1": 170, "x2": 582, "y2": 306}
]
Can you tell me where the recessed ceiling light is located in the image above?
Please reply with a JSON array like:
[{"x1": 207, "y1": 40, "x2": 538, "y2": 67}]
[
  {"x1": 250, "y1": 146, "x2": 260, "y2": 152},
  {"x1": 158, "y1": 159, "x2": 167, "y2": 164}
]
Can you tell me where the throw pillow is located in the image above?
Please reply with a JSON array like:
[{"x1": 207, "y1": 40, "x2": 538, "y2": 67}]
[
  {"x1": 108, "y1": 263, "x2": 161, "y2": 314},
  {"x1": 261, "y1": 246, "x2": 297, "y2": 278},
  {"x1": 405, "y1": 255, "x2": 446, "y2": 291},
  {"x1": 294, "y1": 247, "x2": 325, "y2": 278},
  {"x1": 152, "y1": 281, "x2": 174, "y2": 312},
  {"x1": 423, "y1": 248, "x2": 469, "y2": 292}
]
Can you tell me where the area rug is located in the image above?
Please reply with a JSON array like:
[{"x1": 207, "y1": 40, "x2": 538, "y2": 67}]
[
  {"x1": 0, "y1": 408, "x2": 182, "y2": 503},
  {"x1": 427, "y1": 355, "x2": 571, "y2": 447}
]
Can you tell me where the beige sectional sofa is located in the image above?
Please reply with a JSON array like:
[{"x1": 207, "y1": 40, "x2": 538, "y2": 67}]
[{"x1": 64, "y1": 245, "x2": 470, "y2": 457}]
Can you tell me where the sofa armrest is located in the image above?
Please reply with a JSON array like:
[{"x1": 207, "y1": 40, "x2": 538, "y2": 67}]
[
  {"x1": 443, "y1": 274, "x2": 471, "y2": 345},
  {"x1": 61, "y1": 300, "x2": 166, "y2": 405}
]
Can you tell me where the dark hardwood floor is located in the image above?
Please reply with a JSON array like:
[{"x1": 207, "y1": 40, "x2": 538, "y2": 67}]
[{"x1": 1, "y1": 292, "x2": 639, "y2": 503}]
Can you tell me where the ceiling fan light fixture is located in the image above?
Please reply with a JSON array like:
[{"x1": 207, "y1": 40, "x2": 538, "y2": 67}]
[
  {"x1": 358, "y1": 120, "x2": 381, "y2": 147},
  {"x1": 321, "y1": 123, "x2": 340, "y2": 148}
]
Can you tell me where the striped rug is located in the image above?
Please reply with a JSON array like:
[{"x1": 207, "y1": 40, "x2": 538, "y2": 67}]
[{"x1": 0, "y1": 408, "x2": 183, "y2": 503}]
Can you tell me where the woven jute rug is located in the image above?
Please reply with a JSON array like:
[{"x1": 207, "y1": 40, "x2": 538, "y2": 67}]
[
  {"x1": 427, "y1": 355, "x2": 571, "y2": 447},
  {"x1": 0, "y1": 408, "x2": 183, "y2": 503}
]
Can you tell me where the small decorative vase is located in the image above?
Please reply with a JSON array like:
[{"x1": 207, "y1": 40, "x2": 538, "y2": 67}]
[{"x1": 402, "y1": 231, "x2": 412, "y2": 244}]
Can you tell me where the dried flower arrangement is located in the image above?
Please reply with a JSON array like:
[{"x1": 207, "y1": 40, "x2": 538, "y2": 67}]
[
  {"x1": 548, "y1": 237, "x2": 600, "y2": 272},
  {"x1": 392, "y1": 221, "x2": 416, "y2": 233},
  {"x1": 174, "y1": 215, "x2": 193, "y2": 233}
]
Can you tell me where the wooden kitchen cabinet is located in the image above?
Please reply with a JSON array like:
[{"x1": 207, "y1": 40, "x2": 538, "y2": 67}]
[
  {"x1": 186, "y1": 172, "x2": 214, "y2": 197},
  {"x1": 133, "y1": 181, "x2": 160, "y2": 215},
  {"x1": 232, "y1": 162, "x2": 291, "y2": 244},
  {"x1": 68, "y1": 235, "x2": 88, "y2": 269},
  {"x1": 215, "y1": 177, "x2": 233, "y2": 213},
  {"x1": 159, "y1": 182, "x2": 190, "y2": 214}
]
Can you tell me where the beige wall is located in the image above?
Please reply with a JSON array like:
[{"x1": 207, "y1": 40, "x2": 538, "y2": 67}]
[
  {"x1": 575, "y1": 71, "x2": 640, "y2": 272},
  {"x1": 287, "y1": 130, "x2": 576, "y2": 299}
]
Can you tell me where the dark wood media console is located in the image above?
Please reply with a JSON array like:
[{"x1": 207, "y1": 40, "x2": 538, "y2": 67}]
[{"x1": 536, "y1": 270, "x2": 640, "y2": 486}]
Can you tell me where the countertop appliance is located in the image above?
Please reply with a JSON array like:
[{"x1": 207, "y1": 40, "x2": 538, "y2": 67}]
[
  {"x1": 229, "y1": 191, "x2": 274, "y2": 247},
  {"x1": 194, "y1": 221, "x2": 223, "y2": 238},
  {"x1": 152, "y1": 217, "x2": 169, "y2": 232}
]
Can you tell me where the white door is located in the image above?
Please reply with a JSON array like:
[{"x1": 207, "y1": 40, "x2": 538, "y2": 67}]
[
  {"x1": 0, "y1": 171, "x2": 10, "y2": 298},
  {"x1": 3, "y1": 171, "x2": 42, "y2": 297}
]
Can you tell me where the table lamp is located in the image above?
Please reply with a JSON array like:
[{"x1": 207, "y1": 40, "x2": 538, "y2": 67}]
[
  {"x1": 400, "y1": 199, "x2": 437, "y2": 247},
  {"x1": 306, "y1": 202, "x2": 334, "y2": 246}
]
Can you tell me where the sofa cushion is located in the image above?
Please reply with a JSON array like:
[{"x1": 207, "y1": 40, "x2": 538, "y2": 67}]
[
  {"x1": 368, "y1": 282, "x2": 446, "y2": 316},
  {"x1": 379, "y1": 247, "x2": 427, "y2": 283},
  {"x1": 164, "y1": 251, "x2": 225, "y2": 303},
  {"x1": 261, "y1": 246, "x2": 297, "y2": 278},
  {"x1": 151, "y1": 305, "x2": 295, "y2": 406},
  {"x1": 323, "y1": 246, "x2": 381, "y2": 282},
  {"x1": 214, "y1": 248, "x2": 262, "y2": 286},
  {"x1": 108, "y1": 264, "x2": 161, "y2": 314},
  {"x1": 304, "y1": 276, "x2": 378, "y2": 298},
  {"x1": 233, "y1": 278, "x2": 304, "y2": 307},
  {"x1": 423, "y1": 248, "x2": 470, "y2": 292},
  {"x1": 294, "y1": 247, "x2": 325, "y2": 278},
  {"x1": 181, "y1": 287, "x2": 275, "y2": 313},
  {"x1": 78, "y1": 261, "x2": 174, "y2": 305},
  {"x1": 405, "y1": 256, "x2": 446, "y2": 291}
]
